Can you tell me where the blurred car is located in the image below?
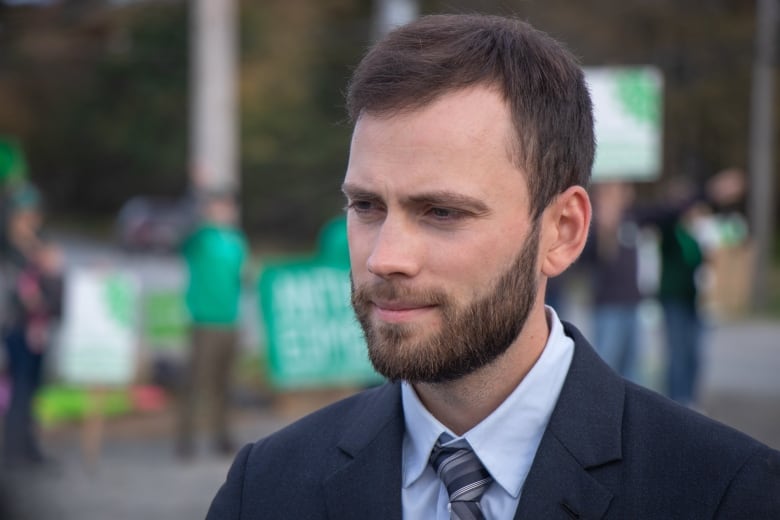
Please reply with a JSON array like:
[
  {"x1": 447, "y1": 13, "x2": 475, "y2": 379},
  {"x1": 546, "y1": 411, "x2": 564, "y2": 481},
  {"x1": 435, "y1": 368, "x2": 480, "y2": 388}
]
[{"x1": 116, "y1": 196, "x2": 195, "y2": 253}]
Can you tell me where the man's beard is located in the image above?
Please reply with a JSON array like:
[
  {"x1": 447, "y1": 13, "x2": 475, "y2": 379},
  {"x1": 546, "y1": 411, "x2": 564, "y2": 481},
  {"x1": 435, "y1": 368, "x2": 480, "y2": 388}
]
[{"x1": 351, "y1": 222, "x2": 540, "y2": 383}]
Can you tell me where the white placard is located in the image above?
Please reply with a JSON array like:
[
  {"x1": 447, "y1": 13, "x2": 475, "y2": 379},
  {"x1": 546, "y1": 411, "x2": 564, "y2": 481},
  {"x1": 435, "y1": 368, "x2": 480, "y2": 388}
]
[
  {"x1": 586, "y1": 66, "x2": 664, "y2": 182},
  {"x1": 57, "y1": 268, "x2": 139, "y2": 386}
]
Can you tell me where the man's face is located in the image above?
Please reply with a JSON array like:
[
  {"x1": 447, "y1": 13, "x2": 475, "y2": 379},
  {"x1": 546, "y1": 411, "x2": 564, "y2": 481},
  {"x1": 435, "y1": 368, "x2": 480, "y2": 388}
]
[{"x1": 343, "y1": 86, "x2": 543, "y2": 383}]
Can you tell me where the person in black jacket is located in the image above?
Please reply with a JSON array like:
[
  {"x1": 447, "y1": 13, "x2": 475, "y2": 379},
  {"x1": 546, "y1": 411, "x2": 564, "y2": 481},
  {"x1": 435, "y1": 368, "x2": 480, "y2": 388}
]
[
  {"x1": 209, "y1": 14, "x2": 779, "y2": 519},
  {"x1": 2, "y1": 239, "x2": 63, "y2": 467}
]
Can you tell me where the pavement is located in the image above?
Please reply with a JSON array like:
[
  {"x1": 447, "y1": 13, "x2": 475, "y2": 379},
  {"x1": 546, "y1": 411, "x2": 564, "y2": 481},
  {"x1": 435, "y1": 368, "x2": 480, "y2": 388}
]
[
  {"x1": 698, "y1": 320, "x2": 780, "y2": 448},
  {"x1": 1, "y1": 316, "x2": 778, "y2": 519}
]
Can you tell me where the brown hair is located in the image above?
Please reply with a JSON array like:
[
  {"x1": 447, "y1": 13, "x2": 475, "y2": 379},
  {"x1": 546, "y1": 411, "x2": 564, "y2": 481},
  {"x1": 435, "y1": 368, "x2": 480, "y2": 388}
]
[{"x1": 346, "y1": 14, "x2": 594, "y2": 218}]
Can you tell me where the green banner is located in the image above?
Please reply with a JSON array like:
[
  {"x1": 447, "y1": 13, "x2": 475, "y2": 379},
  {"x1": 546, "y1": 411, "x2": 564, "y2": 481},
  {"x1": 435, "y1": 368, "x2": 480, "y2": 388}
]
[{"x1": 258, "y1": 217, "x2": 381, "y2": 389}]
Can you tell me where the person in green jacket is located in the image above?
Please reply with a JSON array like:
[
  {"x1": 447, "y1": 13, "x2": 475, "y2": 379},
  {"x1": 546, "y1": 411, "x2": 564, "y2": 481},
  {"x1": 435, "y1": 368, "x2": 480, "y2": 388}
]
[
  {"x1": 634, "y1": 168, "x2": 745, "y2": 406},
  {"x1": 176, "y1": 191, "x2": 248, "y2": 459}
]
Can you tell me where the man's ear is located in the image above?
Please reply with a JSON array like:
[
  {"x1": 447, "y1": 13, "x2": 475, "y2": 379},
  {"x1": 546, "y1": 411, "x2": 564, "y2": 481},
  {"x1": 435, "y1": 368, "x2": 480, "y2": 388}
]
[{"x1": 539, "y1": 185, "x2": 591, "y2": 277}]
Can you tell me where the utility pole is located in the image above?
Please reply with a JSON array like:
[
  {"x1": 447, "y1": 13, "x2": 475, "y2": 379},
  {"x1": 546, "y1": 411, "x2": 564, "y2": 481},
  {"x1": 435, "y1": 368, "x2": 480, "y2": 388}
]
[
  {"x1": 190, "y1": 0, "x2": 239, "y2": 200},
  {"x1": 748, "y1": 0, "x2": 778, "y2": 311},
  {"x1": 373, "y1": 0, "x2": 418, "y2": 40}
]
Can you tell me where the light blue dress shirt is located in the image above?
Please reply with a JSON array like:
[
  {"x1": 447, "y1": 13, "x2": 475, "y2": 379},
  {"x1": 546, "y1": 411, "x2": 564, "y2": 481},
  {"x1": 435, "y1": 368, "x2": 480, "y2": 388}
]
[{"x1": 401, "y1": 307, "x2": 574, "y2": 519}]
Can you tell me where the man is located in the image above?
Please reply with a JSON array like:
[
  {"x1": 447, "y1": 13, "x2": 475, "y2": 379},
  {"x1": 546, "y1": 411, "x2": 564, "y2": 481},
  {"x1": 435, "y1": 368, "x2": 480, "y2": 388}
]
[
  {"x1": 176, "y1": 191, "x2": 247, "y2": 459},
  {"x1": 208, "y1": 14, "x2": 779, "y2": 519}
]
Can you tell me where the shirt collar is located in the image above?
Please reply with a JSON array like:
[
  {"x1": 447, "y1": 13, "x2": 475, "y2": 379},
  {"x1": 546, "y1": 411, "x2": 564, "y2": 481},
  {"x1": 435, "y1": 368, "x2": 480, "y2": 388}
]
[
  {"x1": 401, "y1": 306, "x2": 574, "y2": 497},
  {"x1": 401, "y1": 379, "x2": 450, "y2": 487}
]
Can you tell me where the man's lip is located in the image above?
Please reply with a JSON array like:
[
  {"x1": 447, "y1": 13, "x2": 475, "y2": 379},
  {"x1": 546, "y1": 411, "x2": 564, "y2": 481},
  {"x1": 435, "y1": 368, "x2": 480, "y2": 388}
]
[
  {"x1": 372, "y1": 300, "x2": 435, "y2": 311},
  {"x1": 371, "y1": 300, "x2": 438, "y2": 324}
]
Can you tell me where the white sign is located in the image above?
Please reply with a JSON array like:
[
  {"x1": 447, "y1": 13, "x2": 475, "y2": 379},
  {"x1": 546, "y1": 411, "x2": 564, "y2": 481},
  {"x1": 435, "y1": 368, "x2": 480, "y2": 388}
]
[
  {"x1": 58, "y1": 268, "x2": 139, "y2": 386},
  {"x1": 586, "y1": 66, "x2": 664, "y2": 181}
]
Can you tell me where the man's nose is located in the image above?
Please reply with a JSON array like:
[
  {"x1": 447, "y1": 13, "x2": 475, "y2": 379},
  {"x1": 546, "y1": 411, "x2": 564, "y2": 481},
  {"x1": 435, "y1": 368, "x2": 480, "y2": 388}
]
[{"x1": 366, "y1": 216, "x2": 422, "y2": 279}]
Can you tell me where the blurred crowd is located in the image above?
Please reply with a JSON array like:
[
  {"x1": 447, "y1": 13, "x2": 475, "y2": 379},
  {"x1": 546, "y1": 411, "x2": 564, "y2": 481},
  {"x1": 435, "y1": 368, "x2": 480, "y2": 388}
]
[
  {"x1": 0, "y1": 165, "x2": 251, "y2": 469},
  {"x1": 573, "y1": 167, "x2": 749, "y2": 407}
]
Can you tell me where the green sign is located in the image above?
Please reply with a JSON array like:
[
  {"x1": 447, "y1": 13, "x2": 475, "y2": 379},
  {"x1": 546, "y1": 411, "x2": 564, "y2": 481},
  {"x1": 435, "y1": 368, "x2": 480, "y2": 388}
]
[
  {"x1": 585, "y1": 66, "x2": 663, "y2": 182},
  {"x1": 142, "y1": 290, "x2": 188, "y2": 351},
  {"x1": 258, "y1": 217, "x2": 381, "y2": 389}
]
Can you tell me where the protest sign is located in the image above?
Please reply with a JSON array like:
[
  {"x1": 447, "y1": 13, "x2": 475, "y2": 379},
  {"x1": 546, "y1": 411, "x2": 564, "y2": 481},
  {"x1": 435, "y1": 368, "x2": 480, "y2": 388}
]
[
  {"x1": 58, "y1": 268, "x2": 139, "y2": 386},
  {"x1": 258, "y1": 217, "x2": 381, "y2": 389},
  {"x1": 586, "y1": 66, "x2": 663, "y2": 182}
]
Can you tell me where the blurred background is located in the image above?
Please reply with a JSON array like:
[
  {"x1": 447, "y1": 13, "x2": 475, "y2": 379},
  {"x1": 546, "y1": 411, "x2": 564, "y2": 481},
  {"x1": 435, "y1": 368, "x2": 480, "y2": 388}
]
[{"x1": 0, "y1": 0, "x2": 779, "y2": 518}]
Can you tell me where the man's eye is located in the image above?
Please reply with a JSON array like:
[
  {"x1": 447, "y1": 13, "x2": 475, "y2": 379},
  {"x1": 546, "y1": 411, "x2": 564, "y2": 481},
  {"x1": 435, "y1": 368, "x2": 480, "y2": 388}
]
[
  {"x1": 429, "y1": 207, "x2": 461, "y2": 220},
  {"x1": 347, "y1": 200, "x2": 379, "y2": 213}
]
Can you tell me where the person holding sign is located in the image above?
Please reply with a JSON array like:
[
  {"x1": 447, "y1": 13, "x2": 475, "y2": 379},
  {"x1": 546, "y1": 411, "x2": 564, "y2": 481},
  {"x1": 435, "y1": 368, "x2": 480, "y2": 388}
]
[
  {"x1": 209, "y1": 14, "x2": 779, "y2": 518},
  {"x1": 176, "y1": 192, "x2": 247, "y2": 460}
]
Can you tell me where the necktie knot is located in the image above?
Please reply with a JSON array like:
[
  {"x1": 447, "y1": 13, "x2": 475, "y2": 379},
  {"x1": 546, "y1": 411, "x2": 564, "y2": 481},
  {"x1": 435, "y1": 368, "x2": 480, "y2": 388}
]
[{"x1": 430, "y1": 440, "x2": 493, "y2": 519}]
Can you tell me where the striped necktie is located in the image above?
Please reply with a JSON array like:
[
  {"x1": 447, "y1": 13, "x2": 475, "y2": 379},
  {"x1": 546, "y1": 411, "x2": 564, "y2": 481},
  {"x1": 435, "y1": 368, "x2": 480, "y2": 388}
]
[{"x1": 429, "y1": 439, "x2": 493, "y2": 520}]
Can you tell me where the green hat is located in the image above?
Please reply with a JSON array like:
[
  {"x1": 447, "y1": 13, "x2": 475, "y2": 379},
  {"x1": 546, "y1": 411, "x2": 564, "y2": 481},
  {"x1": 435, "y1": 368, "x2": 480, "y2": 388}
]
[{"x1": 0, "y1": 138, "x2": 29, "y2": 184}]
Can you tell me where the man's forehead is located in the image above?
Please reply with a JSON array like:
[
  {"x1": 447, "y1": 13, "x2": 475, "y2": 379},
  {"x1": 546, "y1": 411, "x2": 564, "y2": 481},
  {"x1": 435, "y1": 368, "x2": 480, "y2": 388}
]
[{"x1": 352, "y1": 86, "x2": 512, "y2": 140}]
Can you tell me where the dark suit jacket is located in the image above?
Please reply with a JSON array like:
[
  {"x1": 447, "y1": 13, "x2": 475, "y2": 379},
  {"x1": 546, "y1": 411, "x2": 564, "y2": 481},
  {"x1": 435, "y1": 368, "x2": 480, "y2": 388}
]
[{"x1": 207, "y1": 323, "x2": 780, "y2": 519}]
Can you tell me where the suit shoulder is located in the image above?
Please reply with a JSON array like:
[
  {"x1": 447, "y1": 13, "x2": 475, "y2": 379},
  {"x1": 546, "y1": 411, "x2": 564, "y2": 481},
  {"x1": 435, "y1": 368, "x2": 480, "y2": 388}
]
[
  {"x1": 210, "y1": 382, "x2": 403, "y2": 518},
  {"x1": 244, "y1": 382, "x2": 398, "y2": 462},
  {"x1": 623, "y1": 381, "x2": 773, "y2": 469},
  {"x1": 620, "y1": 383, "x2": 780, "y2": 514}
]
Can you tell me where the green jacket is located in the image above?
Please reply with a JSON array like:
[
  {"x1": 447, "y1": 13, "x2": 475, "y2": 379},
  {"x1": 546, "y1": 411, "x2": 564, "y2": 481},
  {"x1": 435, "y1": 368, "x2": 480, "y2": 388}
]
[{"x1": 182, "y1": 224, "x2": 247, "y2": 326}]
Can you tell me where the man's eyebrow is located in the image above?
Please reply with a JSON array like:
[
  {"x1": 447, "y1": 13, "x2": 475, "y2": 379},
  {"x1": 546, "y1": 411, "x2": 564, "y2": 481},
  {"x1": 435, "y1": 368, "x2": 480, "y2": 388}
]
[
  {"x1": 341, "y1": 184, "x2": 491, "y2": 214},
  {"x1": 341, "y1": 183, "x2": 380, "y2": 201},
  {"x1": 406, "y1": 191, "x2": 490, "y2": 214}
]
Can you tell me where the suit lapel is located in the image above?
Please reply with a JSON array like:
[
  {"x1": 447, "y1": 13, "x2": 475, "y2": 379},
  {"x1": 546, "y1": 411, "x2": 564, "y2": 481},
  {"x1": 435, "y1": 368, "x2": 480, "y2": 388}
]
[
  {"x1": 513, "y1": 435, "x2": 614, "y2": 519},
  {"x1": 323, "y1": 382, "x2": 405, "y2": 520},
  {"x1": 515, "y1": 322, "x2": 624, "y2": 519},
  {"x1": 320, "y1": 323, "x2": 624, "y2": 519}
]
